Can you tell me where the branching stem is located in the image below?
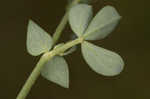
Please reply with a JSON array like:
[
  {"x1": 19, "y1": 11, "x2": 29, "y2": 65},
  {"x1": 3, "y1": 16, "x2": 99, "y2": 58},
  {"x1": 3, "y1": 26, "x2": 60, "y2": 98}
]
[
  {"x1": 16, "y1": 0, "x2": 82, "y2": 98},
  {"x1": 16, "y1": 37, "x2": 83, "y2": 99}
]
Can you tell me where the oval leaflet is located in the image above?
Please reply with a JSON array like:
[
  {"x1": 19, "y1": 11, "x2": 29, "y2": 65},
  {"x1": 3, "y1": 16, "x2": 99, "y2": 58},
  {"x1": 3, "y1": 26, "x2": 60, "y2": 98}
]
[
  {"x1": 41, "y1": 56, "x2": 69, "y2": 88},
  {"x1": 27, "y1": 20, "x2": 53, "y2": 56},
  {"x1": 81, "y1": 41, "x2": 124, "y2": 76}
]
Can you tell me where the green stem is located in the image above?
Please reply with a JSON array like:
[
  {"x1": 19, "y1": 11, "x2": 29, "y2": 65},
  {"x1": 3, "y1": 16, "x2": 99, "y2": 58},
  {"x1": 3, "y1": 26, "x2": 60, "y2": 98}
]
[
  {"x1": 52, "y1": 12, "x2": 68, "y2": 45},
  {"x1": 16, "y1": 37, "x2": 83, "y2": 99},
  {"x1": 52, "y1": 0, "x2": 81, "y2": 45},
  {"x1": 16, "y1": 53, "x2": 54, "y2": 99}
]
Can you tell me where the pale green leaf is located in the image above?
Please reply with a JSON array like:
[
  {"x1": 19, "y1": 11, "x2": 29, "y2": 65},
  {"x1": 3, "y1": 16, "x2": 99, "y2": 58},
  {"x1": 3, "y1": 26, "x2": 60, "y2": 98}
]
[
  {"x1": 81, "y1": 41, "x2": 124, "y2": 76},
  {"x1": 27, "y1": 20, "x2": 53, "y2": 56},
  {"x1": 84, "y1": 6, "x2": 121, "y2": 40},
  {"x1": 41, "y1": 56, "x2": 69, "y2": 88},
  {"x1": 69, "y1": 4, "x2": 93, "y2": 37}
]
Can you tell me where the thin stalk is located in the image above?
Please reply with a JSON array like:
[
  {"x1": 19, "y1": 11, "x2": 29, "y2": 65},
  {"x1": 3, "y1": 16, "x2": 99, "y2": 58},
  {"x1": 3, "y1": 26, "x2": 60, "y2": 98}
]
[
  {"x1": 52, "y1": 0, "x2": 81, "y2": 45},
  {"x1": 16, "y1": 53, "x2": 54, "y2": 99},
  {"x1": 52, "y1": 12, "x2": 68, "y2": 45}
]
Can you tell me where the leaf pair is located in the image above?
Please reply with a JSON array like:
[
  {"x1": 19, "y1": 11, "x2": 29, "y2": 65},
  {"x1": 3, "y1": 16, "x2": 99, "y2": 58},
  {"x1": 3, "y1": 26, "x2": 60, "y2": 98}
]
[
  {"x1": 27, "y1": 20, "x2": 69, "y2": 88},
  {"x1": 69, "y1": 4, "x2": 124, "y2": 76},
  {"x1": 69, "y1": 4, "x2": 121, "y2": 40}
]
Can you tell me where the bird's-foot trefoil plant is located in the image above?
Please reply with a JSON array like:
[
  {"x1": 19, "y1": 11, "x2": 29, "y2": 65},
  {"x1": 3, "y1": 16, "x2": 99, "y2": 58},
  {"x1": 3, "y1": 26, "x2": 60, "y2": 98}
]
[{"x1": 16, "y1": 0, "x2": 124, "y2": 99}]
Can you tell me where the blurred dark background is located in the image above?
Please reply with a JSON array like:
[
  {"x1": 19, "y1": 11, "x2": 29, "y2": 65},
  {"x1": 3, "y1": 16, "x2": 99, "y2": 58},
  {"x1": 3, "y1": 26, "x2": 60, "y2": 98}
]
[{"x1": 0, "y1": 0, "x2": 150, "y2": 99}]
